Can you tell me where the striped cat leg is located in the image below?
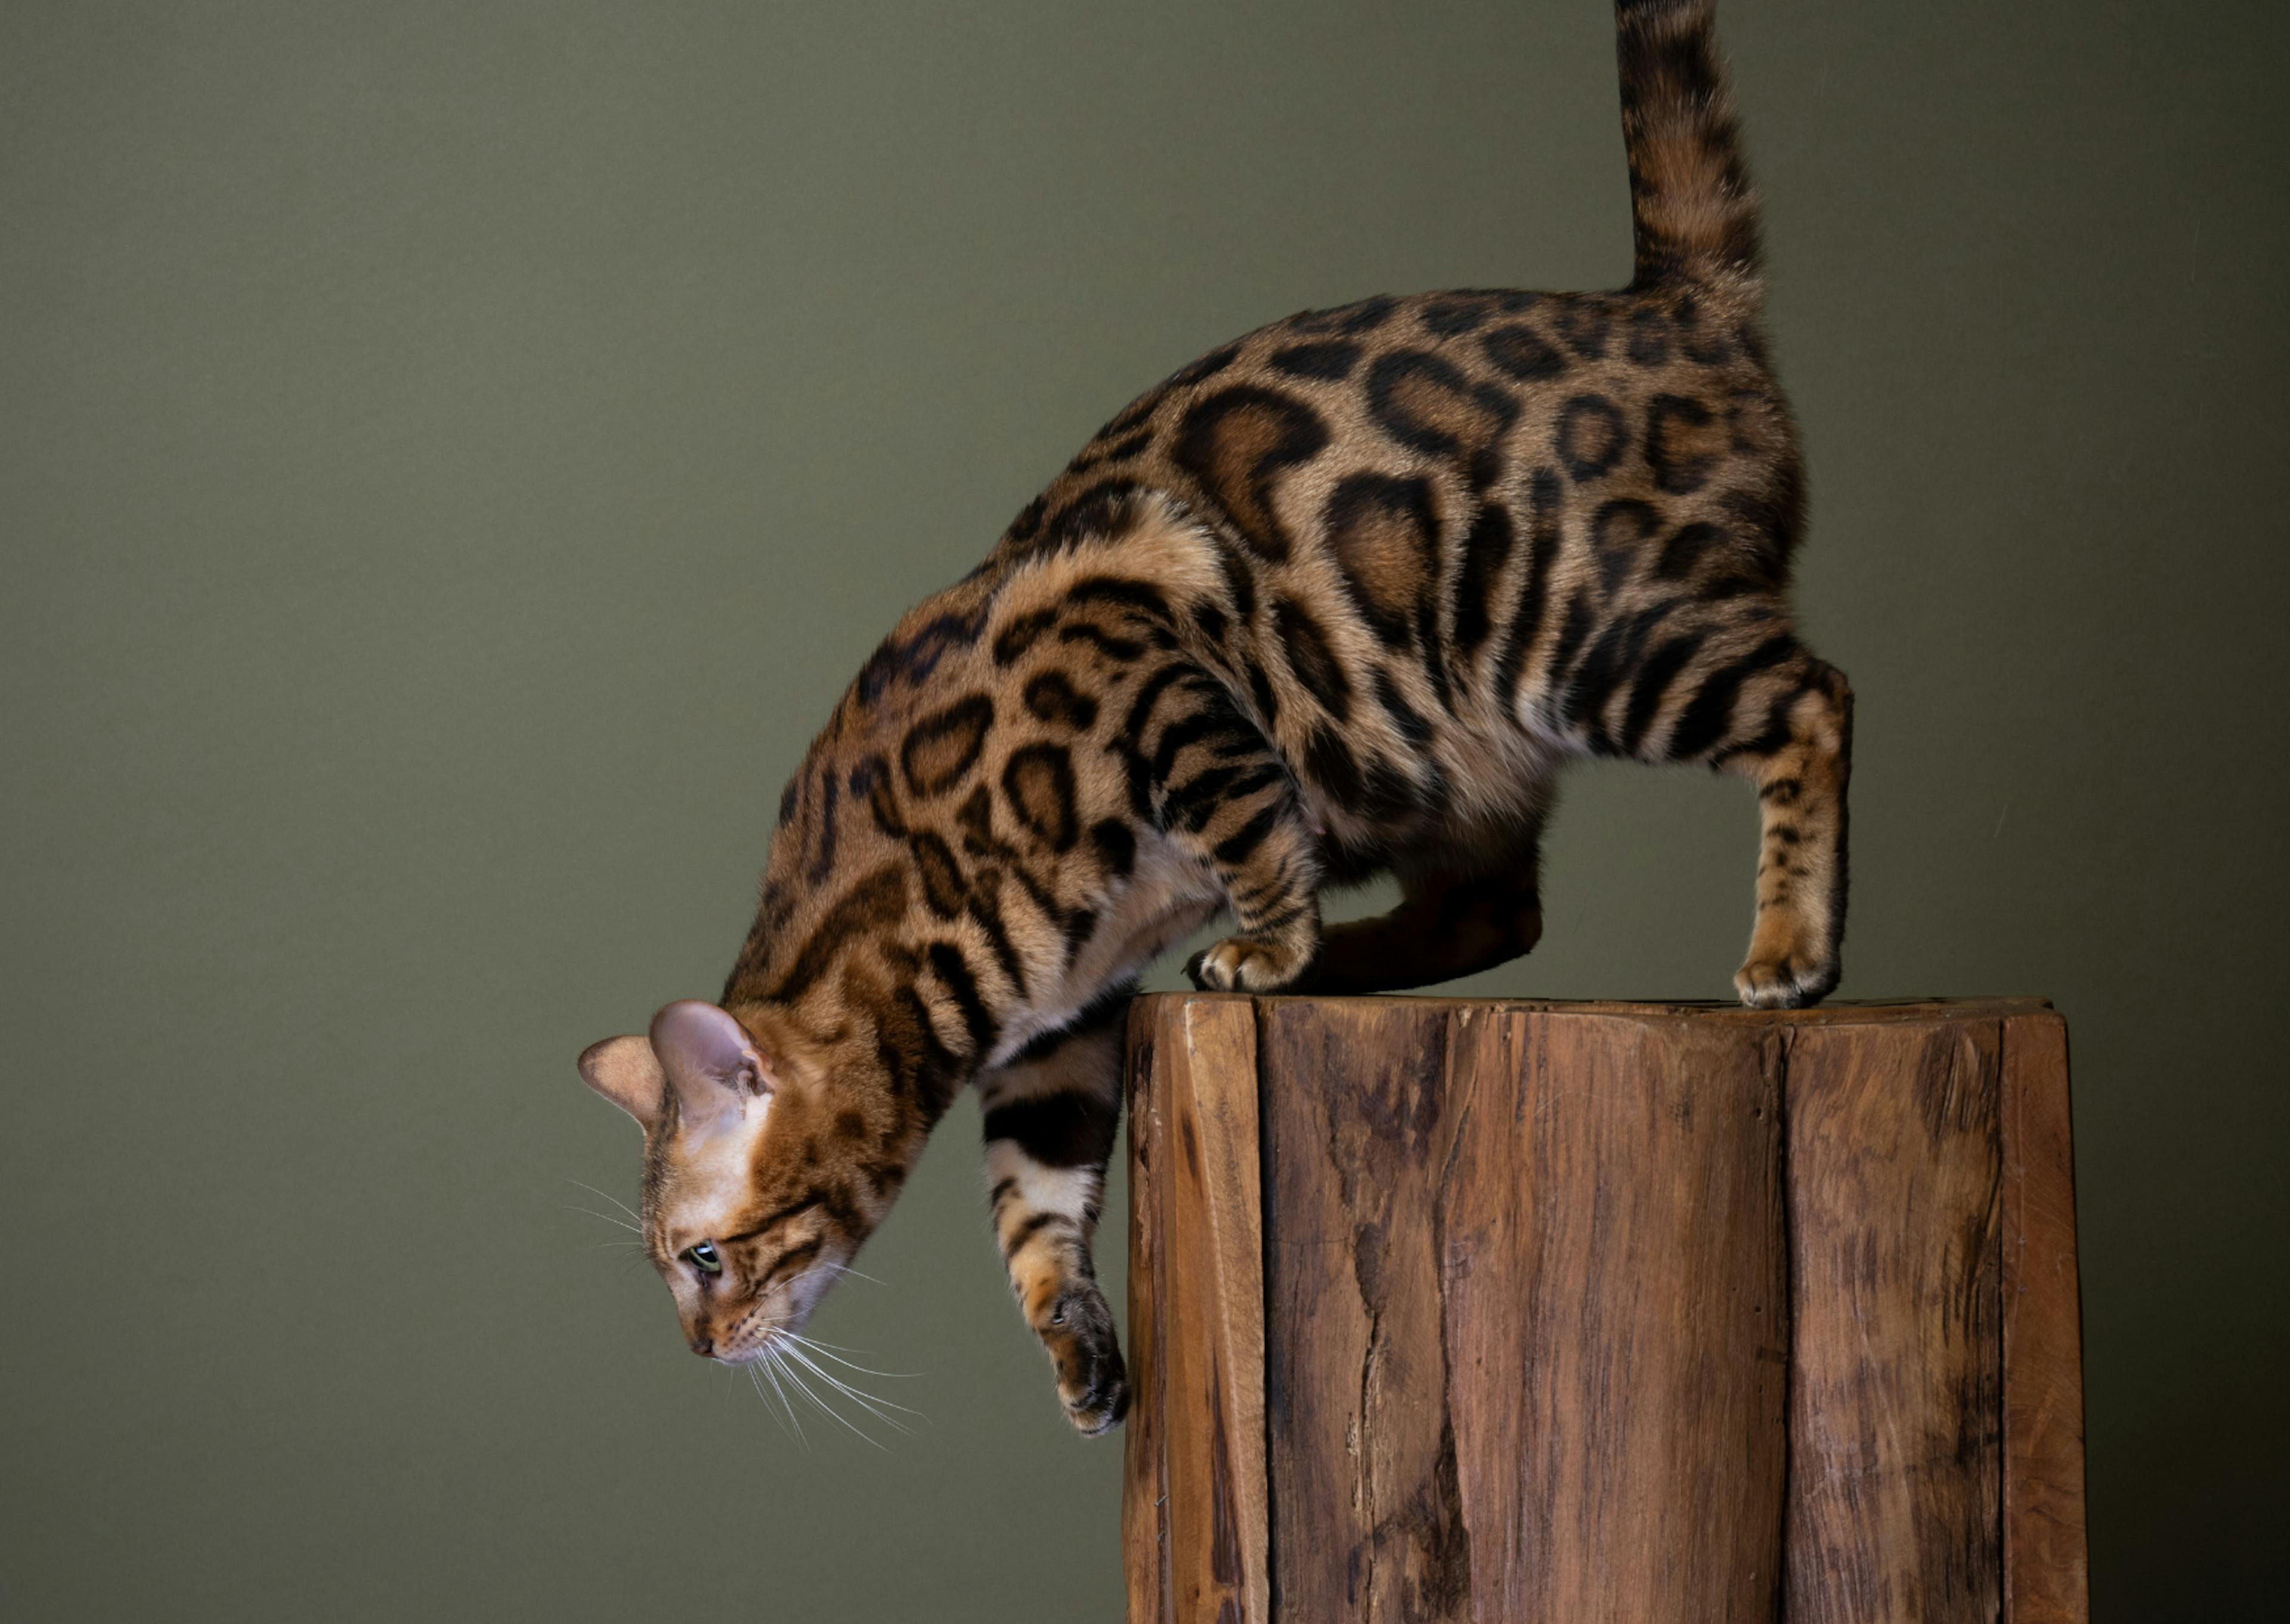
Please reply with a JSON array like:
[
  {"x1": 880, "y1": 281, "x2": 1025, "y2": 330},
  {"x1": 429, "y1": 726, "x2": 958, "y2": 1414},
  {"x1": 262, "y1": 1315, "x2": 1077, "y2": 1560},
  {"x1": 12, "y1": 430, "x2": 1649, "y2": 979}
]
[
  {"x1": 1709, "y1": 655, "x2": 1855, "y2": 1008},
  {"x1": 1175, "y1": 781, "x2": 1323, "y2": 993},
  {"x1": 1293, "y1": 832, "x2": 1546, "y2": 994},
  {"x1": 1146, "y1": 694, "x2": 1320, "y2": 993},
  {"x1": 979, "y1": 1006, "x2": 1129, "y2": 1436}
]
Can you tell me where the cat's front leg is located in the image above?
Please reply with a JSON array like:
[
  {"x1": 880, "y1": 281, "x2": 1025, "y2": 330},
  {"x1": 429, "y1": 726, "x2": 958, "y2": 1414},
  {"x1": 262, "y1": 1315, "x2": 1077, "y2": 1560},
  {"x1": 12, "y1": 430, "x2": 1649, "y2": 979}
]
[
  {"x1": 1135, "y1": 689, "x2": 1320, "y2": 993},
  {"x1": 977, "y1": 1005, "x2": 1129, "y2": 1436},
  {"x1": 1178, "y1": 792, "x2": 1322, "y2": 991}
]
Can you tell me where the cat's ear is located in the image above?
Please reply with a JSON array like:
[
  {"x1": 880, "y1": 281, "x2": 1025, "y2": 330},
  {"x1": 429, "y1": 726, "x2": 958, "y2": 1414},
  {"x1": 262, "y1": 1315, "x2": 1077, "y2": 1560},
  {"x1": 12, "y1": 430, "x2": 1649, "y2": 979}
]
[
  {"x1": 577, "y1": 1034, "x2": 666, "y2": 1129},
  {"x1": 649, "y1": 1000, "x2": 775, "y2": 1127}
]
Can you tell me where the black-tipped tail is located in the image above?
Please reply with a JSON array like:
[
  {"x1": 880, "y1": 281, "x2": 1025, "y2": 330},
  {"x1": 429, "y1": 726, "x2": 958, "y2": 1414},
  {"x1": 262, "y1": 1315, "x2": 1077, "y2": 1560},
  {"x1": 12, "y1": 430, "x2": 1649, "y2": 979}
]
[{"x1": 1616, "y1": 1, "x2": 1763, "y2": 295}]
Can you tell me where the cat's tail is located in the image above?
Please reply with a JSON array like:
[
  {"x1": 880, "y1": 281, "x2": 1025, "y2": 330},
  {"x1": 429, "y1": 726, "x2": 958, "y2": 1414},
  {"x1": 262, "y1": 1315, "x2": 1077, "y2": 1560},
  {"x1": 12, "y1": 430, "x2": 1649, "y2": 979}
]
[{"x1": 1614, "y1": 0, "x2": 1763, "y2": 299}]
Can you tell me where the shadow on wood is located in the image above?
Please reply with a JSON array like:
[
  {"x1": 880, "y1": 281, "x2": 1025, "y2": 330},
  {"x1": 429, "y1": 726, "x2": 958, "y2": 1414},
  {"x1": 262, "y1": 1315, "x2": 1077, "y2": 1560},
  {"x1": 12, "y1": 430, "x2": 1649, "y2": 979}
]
[{"x1": 1122, "y1": 997, "x2": 2088, "y2": 1624}]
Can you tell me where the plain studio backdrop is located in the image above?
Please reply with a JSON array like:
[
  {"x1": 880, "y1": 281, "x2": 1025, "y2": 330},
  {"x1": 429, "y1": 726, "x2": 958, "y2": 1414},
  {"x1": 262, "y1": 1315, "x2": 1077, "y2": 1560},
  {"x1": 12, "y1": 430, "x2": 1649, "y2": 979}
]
[{"x1": 4, "y1": 2, "x2": 2284, "y2": 1618}]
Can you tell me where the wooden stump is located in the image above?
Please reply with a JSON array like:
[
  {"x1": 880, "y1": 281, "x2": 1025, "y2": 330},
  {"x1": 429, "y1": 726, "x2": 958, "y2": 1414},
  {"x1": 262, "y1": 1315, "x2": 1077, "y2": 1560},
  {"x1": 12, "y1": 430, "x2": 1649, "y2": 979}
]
[{"x1": 1122, "y1": 997, "x2": 2088, "y2": 1624}]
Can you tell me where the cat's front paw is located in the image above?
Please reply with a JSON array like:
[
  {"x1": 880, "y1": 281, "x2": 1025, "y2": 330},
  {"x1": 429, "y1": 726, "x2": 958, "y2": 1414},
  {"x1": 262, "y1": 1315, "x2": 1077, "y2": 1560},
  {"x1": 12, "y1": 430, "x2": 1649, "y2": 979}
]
[
  {"x1": 1185, "y1": 931, "x2": 1310, "y2": 993},
  {"x1": 1036, "y1": 1284, "x2": 1128, "y2": 1437},
  {"x1": 1734, "y1": 950, "x2": 1840, "y2": 1009}
]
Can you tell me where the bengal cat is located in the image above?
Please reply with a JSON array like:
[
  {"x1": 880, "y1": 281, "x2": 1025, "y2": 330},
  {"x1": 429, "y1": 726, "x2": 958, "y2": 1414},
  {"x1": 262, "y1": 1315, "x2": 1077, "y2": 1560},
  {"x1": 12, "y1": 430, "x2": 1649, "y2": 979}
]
[{"x1": 578, "y1": 0, "x2": 1850, "y2": 1436}]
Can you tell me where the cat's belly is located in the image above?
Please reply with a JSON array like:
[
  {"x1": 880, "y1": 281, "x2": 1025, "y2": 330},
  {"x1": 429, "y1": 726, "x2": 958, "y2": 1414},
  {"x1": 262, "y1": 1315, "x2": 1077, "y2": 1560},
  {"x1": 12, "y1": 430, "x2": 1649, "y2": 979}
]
[{"x1": 985, "y1": 833, "x2": 1223, "y2": 1067}]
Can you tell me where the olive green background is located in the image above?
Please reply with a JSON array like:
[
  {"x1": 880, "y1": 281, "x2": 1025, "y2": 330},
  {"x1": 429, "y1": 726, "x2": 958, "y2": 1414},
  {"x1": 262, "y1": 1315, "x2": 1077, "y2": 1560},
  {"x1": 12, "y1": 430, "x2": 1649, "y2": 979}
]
[{"x1": 5, "y1": 1, "x2": 2283, "y2": 1618}]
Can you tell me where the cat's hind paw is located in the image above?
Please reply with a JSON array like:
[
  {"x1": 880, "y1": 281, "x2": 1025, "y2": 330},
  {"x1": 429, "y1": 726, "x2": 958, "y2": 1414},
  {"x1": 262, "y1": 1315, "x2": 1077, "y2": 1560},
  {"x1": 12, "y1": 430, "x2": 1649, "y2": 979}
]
[{"x1": 1734, "y1": 951, "x2": 1840, "y2": 1009}]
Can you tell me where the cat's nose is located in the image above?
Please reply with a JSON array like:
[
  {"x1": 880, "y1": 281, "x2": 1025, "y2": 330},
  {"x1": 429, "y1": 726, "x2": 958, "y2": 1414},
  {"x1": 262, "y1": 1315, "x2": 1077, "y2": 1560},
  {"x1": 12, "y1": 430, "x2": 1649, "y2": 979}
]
[{"x1": 689, "y1": 1334, "x2": 714, "y2": 1358}]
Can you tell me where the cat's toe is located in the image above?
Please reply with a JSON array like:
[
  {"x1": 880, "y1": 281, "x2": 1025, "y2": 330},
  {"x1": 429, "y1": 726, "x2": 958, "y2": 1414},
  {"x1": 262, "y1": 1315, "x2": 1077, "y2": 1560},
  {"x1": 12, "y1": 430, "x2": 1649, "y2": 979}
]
[
  {"x1": 1734, "y1": 952, "x2": 1839, "y2": 1009},
  {"x1": 1039, "y1": 1285, "x2": 1128, "y2": 1436},
  {"x1": 1186, "y1": 934, "x2": 1305, "y2": 993},
  {"x1": 1183, "y1": 941, "x2": 1246, "y2": 990},
  {"x1": 1063, "y1": 1346, "x2": 1130, "y2": 1437}
]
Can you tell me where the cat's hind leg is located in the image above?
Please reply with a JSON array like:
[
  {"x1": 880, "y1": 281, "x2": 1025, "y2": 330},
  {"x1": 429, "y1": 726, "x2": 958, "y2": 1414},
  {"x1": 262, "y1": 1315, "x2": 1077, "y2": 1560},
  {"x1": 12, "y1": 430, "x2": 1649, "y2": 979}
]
[
  {"x1": 976, "y1": 995, "x2": 1130, "y2": 1436},
  {"x1": 1289, "y1": 828, "x2": 1546, "y2": 994},
  {"x1": 1688, "y1": 650, "x2": 1853, "y2": 1008}
]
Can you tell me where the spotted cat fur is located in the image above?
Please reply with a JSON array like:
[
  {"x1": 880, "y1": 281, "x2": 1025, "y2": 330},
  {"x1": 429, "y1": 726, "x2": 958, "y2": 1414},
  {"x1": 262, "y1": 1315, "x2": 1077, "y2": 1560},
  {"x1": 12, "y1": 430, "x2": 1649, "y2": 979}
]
[{"x1": 578, "y1": 0, "x2": 1850, "y2": 1436}]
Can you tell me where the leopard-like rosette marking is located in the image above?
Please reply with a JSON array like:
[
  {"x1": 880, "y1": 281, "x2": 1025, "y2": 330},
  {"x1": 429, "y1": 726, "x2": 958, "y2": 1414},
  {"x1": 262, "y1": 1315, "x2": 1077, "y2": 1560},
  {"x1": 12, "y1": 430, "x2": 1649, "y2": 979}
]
[{"x1": 588, "y1": 0, "x2": 1854, "y2": 1437}]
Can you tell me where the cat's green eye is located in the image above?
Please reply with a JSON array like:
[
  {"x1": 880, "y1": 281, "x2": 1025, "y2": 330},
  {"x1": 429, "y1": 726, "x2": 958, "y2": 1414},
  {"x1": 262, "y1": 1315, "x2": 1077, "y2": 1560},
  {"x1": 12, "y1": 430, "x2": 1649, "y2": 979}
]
[{"x1": 683, "y1": 1241, "x2": 722, "y2": 1276}]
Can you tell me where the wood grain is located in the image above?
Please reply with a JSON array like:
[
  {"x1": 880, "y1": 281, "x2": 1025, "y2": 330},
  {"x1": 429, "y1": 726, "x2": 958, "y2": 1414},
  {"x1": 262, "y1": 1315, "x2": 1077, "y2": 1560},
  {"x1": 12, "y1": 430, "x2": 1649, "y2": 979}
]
[
  {"x1": 1447, "y1": 1006, "x2": 1790, "y2": 1621},
  {"x1": 1122, "y1": 996, "x2": 2083, "y2": 1624},
  {"x1": 1784, "y1": 1018, "x2": 2004, "y2": 1624},
  {"x1": 2001, "y1": 1013, "x2": 2090, "y2": 1623},
  {"x1": 1260, "y1": 999, "x2": 1463, "y2": 1622},
  {"x1": 1258, "y1": 1001, "x2": 1788, "y2": 1622},
  {"x1": 1132, "y1": 996, "x2": 1271, "y2": 1624},
  {"x1": 1123, "y1": 1002, "x2": 1168, "y2": 1624}
]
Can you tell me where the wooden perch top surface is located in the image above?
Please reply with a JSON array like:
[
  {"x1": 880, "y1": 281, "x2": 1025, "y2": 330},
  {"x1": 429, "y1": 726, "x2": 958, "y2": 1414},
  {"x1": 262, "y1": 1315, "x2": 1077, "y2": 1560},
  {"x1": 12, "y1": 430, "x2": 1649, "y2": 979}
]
[{"x1": 1155, "y1": 991, "x2": 2054, "y2": 1021}]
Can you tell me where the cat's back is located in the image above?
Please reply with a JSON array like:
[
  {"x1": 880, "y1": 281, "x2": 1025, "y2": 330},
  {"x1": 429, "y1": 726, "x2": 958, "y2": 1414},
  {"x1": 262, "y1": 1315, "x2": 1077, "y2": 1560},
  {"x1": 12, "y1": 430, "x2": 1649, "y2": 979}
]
[{"x1": 998, "y1": 284, "x2": 1799, "y2": 631}]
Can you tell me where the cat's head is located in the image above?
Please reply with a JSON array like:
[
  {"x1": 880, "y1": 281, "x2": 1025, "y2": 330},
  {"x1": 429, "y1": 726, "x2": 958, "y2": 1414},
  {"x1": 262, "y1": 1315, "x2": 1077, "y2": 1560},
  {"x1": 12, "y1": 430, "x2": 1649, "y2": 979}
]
[{"x1": 577, "y1": 1000, "x2": 897, "y2": 1362}]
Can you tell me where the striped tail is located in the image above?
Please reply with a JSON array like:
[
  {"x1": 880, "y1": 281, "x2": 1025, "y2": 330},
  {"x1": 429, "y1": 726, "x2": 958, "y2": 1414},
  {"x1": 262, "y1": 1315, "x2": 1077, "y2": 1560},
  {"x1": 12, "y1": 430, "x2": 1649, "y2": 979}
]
[{"x1": 1615, "y1": 0, "x2": 1763, "y2": 297}]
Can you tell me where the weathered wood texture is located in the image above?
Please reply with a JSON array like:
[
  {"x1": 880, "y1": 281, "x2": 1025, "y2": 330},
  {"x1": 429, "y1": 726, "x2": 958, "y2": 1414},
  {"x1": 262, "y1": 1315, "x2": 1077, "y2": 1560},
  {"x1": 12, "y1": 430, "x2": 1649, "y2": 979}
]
[
  {"x1": 1784, "y1": 1019, "x2": 2003, "y2": 1623},
  {"x1": 1127, "y1": 996, "x2": 1271, "y2": 1624},
  {"x1": 1123, "y1": 997, "x2": 2087, "y2": 1624},
  {"x1": 2001, "y1": 1015, "x2": 2089, "y2": 1624}
]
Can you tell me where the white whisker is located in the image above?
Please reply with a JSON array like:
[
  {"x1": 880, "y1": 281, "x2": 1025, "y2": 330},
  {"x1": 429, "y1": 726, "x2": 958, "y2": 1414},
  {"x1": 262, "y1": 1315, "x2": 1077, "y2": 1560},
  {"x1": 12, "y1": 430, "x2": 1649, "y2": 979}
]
[
  {"x1": 777, "y1": 1372, "x2": 813, "y2": 1450},
  {"x1": 793, "y1": 1360, "x2": 920, "y2": 1431},
  {"x1": 565, "y1": 1179, "x2": 643, "y2": 1225},
  {"x1": 782, "y1": 1331, "x2": 920, "y2": 1381},
  {"x1": 779, "y1": 1344, "x2": 917, "y2": 1432},
  {"x1": 760, "y1": 1351, "x2": 810, "y2": 1449},
  {"x1": 768, "y1": 1347, "x2": 837, "y2": 1451},
  {"x1": 747, "y1": 1364, "x2": 797, "y2": 1444},
  {"x1": 787, "y1": 1334, "x2": 898, "y2": 1358},
  {"x1": 773, "y1": 1347, "x2": 887, "y2": 1450},
  {"x1": 563, "y1": 1204, "x2": 640, "y2": 1234}
]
